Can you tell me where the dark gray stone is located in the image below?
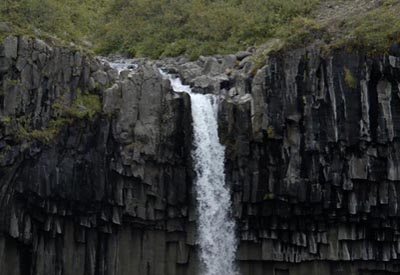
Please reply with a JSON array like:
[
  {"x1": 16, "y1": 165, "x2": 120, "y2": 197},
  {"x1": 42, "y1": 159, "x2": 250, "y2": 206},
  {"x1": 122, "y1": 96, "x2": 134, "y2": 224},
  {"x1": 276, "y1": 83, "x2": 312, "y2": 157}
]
[
  {"x1": 1, "y1": 35, "x2": 400, "y2": 275},
  {"x1": 4, "y1": 36, "x2": 18, "y2": 59},
  {"x1": 235, "y1": 50, "x2": 252, "y2": 60}
]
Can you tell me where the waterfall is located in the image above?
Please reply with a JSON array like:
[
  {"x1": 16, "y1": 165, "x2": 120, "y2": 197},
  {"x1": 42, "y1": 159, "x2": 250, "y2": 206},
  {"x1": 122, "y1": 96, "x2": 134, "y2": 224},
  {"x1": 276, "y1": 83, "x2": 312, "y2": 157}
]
[{"x1": 163, "y1": 72, "x2": 238, "y2": 275}]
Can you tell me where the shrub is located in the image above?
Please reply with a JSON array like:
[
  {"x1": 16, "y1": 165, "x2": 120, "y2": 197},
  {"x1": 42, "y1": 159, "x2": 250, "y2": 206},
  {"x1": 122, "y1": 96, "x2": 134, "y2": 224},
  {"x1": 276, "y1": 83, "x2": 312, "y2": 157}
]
[
  {"x1": 275, "y1": 17, "x2": 325, "y2": 47},
  {"x1": 12, "y1": 116, "x2": 71, "y2": 144},
  {"x1": 0, "y1": 116, "x2": 11, "y2": 124},
  {"x1": 251, "y1": 39, "x2": 285, "y2": 75},
  {"x1": 53, "y1": 90, "x2": 101, "y2": 119},
  {"x1": 69, "y1": 90, "x2": 101, "y2": 119},
  {"x1": 344, "y1": 67, "x2": 357, "y2": 89}
]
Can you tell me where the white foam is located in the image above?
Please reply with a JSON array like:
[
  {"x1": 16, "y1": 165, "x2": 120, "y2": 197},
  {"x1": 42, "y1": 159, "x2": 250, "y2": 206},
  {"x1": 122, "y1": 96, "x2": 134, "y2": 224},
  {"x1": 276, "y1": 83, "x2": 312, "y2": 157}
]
[
  {"x1": 162, "y1": 70, "x2": 238, "y2": 275},
  {"x1": 102, "y1": 58, "x2": 138, "y2": 74}
]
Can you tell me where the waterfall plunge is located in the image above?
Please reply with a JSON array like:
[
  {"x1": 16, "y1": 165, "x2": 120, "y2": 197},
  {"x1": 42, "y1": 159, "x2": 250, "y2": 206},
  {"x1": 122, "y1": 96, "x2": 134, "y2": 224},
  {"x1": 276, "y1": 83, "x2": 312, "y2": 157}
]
[
  {"x1": 164, "y1": 72, "x2": 238, "y2": 275},
  {"x1": 104, "y1": 60, "x2": 239, "y2": 274}
]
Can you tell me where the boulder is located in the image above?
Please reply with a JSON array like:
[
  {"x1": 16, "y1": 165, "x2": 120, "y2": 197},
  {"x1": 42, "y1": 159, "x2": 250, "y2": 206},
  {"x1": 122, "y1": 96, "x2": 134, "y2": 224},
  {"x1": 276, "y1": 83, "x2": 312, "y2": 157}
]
[
  {"x1": 235, "y1": 50, "x2": 251, "y2": 60},
  {"x1": 92, "y1": 70, "x2": 109, "y2": 87}
]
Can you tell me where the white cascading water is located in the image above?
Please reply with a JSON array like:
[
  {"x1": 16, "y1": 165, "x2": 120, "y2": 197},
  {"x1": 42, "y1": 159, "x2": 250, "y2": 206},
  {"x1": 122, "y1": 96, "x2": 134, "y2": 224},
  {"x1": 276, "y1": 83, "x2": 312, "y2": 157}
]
[{"x1": 163, "y1": 72, "x2": 238, "y2": 275}]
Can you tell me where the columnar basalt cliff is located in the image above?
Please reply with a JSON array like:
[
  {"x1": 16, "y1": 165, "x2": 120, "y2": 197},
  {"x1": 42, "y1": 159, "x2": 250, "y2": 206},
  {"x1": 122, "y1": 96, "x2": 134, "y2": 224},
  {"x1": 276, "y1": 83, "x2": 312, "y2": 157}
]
[
  {"x1": 219, "y1": 44, "x2": 400, "y2": 275},
  {"x1": 0, "y1": 36, "x2": 195, "y2": 275},
  {"x1": 1, "y1": 36, "x2": 400, "y2": 275}
]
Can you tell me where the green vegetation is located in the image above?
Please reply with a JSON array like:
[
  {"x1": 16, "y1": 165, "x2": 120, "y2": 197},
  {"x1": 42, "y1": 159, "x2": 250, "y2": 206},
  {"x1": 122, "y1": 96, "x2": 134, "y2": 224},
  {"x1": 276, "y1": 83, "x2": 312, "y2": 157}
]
[
  {"x1": 7, "y1": 79, "x2": 21, "y2": 86},
  {"x1": 250, "y1": 39, "x2": 285, "y2": 74},
  {"x1": 266, "y1": 125, "x2": 275, "y2": 139},
  {"x1": 1, "y1": 0, "x2": 400, "y2": 59},
  {"x1": 15, "y1": 117, "x2": 71, "y2": 144},
  {"x1": 275, "y1": 17, "x2": 325, "y2": 47},
  {"x1": 53, "y1": 90, "x2": 101, "y2": 120},
  {"x1": 71, "y1": 95, "x2": 101, "y2": 119},
  {"x1": 95, "y1": 0, "x2": 320, "y2": 59},
  {"x1": 0, "y1": 0, "x2": 111, "y2": 45},
  {"x1": 344, "y1": 67, "x2": 357, "y2": 89},
  {"x1": 1, "y1": 0, "x2": 320, "y2": 58},
  {"x1": 0, "y1": 116, "x2": 11, "y2": 124},
  {"x1": 263, "y1": 192, "x2": 276, "y2": 200},
  {"x1": 7, "y1": 90, "x2": 101, "y2": 144},
  {"x1": 333, "y1": 0, "x2": 400, "y2": 54}
]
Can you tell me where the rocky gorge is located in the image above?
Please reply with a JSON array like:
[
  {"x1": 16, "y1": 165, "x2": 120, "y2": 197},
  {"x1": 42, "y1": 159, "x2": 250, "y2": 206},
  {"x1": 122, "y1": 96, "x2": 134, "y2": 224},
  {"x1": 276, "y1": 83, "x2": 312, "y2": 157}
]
[{"x1": 1, "y1": 35, "x2": 400, "y2": 275}]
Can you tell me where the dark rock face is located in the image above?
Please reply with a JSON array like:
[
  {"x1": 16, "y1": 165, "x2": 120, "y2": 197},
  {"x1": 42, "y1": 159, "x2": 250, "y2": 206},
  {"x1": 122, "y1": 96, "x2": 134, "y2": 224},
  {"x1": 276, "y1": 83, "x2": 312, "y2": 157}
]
[
  {"x1": 1, "y1": 37, "x2": 400, "y2": 275},
  {"x1": 219, "y1": 44, "x2": 400, "y2": 275},
  {"x1": 0, "y1": 36, "x2": 194, "y2": 275}
]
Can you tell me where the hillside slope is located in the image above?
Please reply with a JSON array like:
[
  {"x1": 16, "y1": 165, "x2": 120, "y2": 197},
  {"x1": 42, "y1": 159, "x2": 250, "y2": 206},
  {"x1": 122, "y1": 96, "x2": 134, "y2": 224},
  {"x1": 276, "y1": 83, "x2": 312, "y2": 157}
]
[{"x1": 2, "y1": 0, "x2": 398, "y2": 59}]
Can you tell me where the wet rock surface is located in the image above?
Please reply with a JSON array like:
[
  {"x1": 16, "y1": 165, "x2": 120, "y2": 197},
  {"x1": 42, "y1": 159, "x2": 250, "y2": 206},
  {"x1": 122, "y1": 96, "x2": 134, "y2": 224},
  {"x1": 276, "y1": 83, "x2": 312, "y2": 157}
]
[
  {"x1": 1, "y1": 36, "x2": 400, "y2": 275},
  {"x1": 162, "y1": 42, "x2": 400, "y2": 275}
]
